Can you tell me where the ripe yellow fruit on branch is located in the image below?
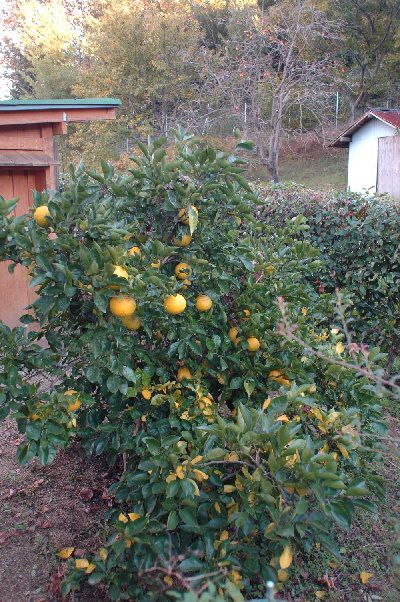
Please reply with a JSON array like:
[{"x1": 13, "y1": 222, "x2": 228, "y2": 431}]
[
  {"x1": 33, "y1": 205, "x2": 50, "y2": 227},
  {"x1": 177, "y1": 366, "x2": 192, "y2": 382},
  {"x1": 164, "y1": 294, "x2": 186, "y2": 314},
  {"x1": 109, "y1": 295, "x2": 137, "y2": 317},
  {"x1": 247, "y1": 337, "x2": 260, "y2": 352},
  {"x1": 173, "y1": 233, "x2": 192, "y2": 247},
  {"x1": 122, "y1": 315, "x2": 141, "y2": 330},
  {"x1": 128, "y1": 245, "x2": 142, "y2": 257},
  {"x1": 175, "y1": 262, "x2": 192, "y2": 280},
  {"x1": 228, "y1": 326, "x2": 240, "y2": 346},
  {"x1": 195, "y1": 295, "x2": 213, "y2": 312}
]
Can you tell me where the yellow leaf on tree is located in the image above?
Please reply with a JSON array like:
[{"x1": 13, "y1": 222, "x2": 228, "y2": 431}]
[
  {"x1": 99, "y1": 548, "x2": 108, "y2": 561},
  {"x1": 277, "y1": 414, "x2": 289, "y2": 422},
  {"x1": 224, "y1": 485, "x2": 236, "y2": 493},
  {"x1": 220, "y1": 530, "x2": 229, "y2": 541},
  {"x1": 262, "y1": 398, "x2": 271, "y2": 410},
  {"x1": 315, "y1": 591, "x2": 326, "y2": 600},
  {"x1": 166, "y1": 473, "x2": 176, "y2": 483},
  {"x1": 337, "y1": 443, "x2": 350, "y2": 459},
  {"x1": 128, "y1": 513, "x2": 141, "y2": 521},
  {"x1": 279, "y1": 545, "x2": 293, "y2": 569},
  {"x1": 193, "y1": 469, "x2": 209, "y2": 482},
  {"x1": 265, "y1": 522, "x2": 275, "y2": 535},
  {"x1": 164, "y1": 575, "x2": 173, "y2": 586},
  {"x1": 214, "y1": 502, "x2": 221, "y2": 514},
  {"x1": 75, "y1": 559, "x2": 90, "y2": 570},
  {"x1": 360, "y1": 571, "x2": 374, "y2": 584},
  {"x1": 118, "y1": 513, "x2": 129, "y2": 523},
  {"x1": 278, "y1": 569, "x2": 288, "y2": 582},
  {"x1": 175, "y1": 465, "x2": 185, "y2": 479},
  {"x1": 85, "y1": 563, "x2": 96, "y2": 574},
  {"x1": 191, "y1": 455, "x2": 203, "y2": 465},
  {"x1": 58, "y1": 547, "x2": 74, "y2": 559}
]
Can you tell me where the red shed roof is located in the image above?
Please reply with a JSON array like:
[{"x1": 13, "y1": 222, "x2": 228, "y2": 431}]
[{"x1": 330, "y1": 109, "x2": 400, "y2": 147}]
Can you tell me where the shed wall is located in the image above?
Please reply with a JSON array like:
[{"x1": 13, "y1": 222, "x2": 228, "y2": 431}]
[{"x1": 348, "y1": 119, "x2": 395, "y2": 193}]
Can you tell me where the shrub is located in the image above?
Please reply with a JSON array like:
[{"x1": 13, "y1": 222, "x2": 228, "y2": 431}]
[
  {"x1": 0, "y1": 133, "x2": 386, "y2": 600},
  {"x1": 256, "y1": 183, "x2": 400, "y2": 365}
]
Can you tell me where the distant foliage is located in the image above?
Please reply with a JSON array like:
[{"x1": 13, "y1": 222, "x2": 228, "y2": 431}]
[{"x1": 257, "y1": 184, "x2": 400, "y2": 362}]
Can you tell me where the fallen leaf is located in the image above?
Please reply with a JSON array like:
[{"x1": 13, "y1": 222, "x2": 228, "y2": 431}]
[
  {"x1": 315, "y1": 591, "x2": 326, "y2": 600},
  {"x1": 58, "y1": 547, "x2": 75, "y2": 559},
  {"x1": 79, "y1": 487, "x2": 94, "y2": 502},
  {"x1": 279, "y1": 545, "x2": 293, "y2": 569},
  {"x1": 360, "y1": 571, "x2": 374, "y2": 584}
]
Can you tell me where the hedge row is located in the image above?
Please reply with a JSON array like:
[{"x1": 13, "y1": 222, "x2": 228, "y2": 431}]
[{"x1": 256, "y1": 184, "x2": 400, "y2": 365}]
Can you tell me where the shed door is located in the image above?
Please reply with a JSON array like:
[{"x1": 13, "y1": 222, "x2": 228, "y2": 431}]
[
  {"x1": 377, "y1": 136, "x2": 400, "y2": 200},
  {"x1": 0, "y1": 169, "x2": 45, "y2": 328}
]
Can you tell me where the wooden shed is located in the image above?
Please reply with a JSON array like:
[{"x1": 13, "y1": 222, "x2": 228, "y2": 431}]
[
  {"x1": 0, "y1": 98, "x2": 121, "y2": 328},
  {"x1": 330, "y1": 109, "x2": 400, "y2": 199}
]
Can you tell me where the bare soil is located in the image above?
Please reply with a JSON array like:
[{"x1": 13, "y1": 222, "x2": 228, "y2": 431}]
[{"x1": 0, "y1": 419, "x2": 111, "y2": 602}]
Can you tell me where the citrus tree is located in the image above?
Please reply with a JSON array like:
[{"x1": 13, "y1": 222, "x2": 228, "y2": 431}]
[{"x1": 0, "y1": 131, "x2": 386, "y2": 600}]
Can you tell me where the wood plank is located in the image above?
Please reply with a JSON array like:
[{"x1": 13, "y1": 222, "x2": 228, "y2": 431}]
[
  {"x1": 0, "y1": 135, "x2": 45, "y2": 150},
  {"x1": 377, "y1": 136, "x2": 400, "y2": 200},
  {"x1": 0, "y1": 107, "x2": 116, "y2": 126}
]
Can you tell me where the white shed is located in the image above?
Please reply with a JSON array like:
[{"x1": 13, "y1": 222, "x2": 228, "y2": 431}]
[{"x1": 331, "y1": 109, "x2": 400, "y2": 199}]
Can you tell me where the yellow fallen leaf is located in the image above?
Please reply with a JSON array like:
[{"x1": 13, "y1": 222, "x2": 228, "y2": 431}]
[
  {"x1": 335, "y1": 341, "x2": 345, "y2": 355},
  {"x1": 58, "y1": 547, "x2": 74, "y2": 559},
  {"x1": 118, "y1": 513, "x2": 129, "y2": 524},
  {"x1": 75, "y1": 559, "x2": 89, "y2": 570},
  {"x1": 360, "y1": 571, "x2": 374, "y2": 584},
  {"x1": 85, "y1": 563, "x2": 96, "y2": 574},
  {"x1": 128, "y1": 513, "x2": 141, "y2": 521},
  {"x1": 315, "y1": 591, "x2": 326, "y2": 600},
  {"x1": 279, "y1": 545, "x2": 293, "y2": 569}
]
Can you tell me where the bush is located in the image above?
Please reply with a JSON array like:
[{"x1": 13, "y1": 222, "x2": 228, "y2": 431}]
[
  {"x1": 0, "y1": 134, "x2": 386, "y2": 600},
  {"x1": 256, "y1": 183, "x2": 400, "y2": 365}
]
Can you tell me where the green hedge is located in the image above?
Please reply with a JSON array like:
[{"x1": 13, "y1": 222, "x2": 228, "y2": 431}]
[{"x1": 257, "y1": 184, "x2": 400, "y2": 364}]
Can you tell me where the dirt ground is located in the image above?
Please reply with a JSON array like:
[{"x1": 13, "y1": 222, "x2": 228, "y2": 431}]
[
  {"x1": 0, "y1": 416, "x2": 399, "y2": 602},
  {"x1": 0, "y1": 419, "x2": 111, "y2": 602}
]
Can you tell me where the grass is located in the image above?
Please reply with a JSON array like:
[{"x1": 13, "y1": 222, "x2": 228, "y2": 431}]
[{"x1": 248, "y1": 150, "x2": 348, "y2": 190}]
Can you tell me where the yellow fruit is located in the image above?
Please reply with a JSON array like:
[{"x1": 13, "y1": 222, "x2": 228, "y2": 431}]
[
  {"x1": 109, "y1": 295, "x2": 137, "y2": 317},
  {"x1": 228, "y1": 326, "x2": 240, "y2": 346},
  {"x1": 33, "y1": 205, "x2": 50, "y2": 227},
  {"x1": 242, "y1": 309, "x2": 251, "y2": 320},
  {"x1": 178, "y1": 205, "x2": 198, "y2": 224},
  {"x1": 128, "y1": 245, "x2": 142, "y2": 257},
  {"x1": 177, "y1": 366, "x2": 192, "y2": 382},
  {"x1": 164, "y1": 294, "x2": 186, "y2": 315},
  {"x1": 68, "y1": 400, "x2": 81, "y2": 412},
  {"x1": 247, "y1": 337, "x2": 260, "y2": 352},
  {"x1": 174, "y1": 233, "x2": 192, "y2": 247},
  {"x1": 142, "y1": 389, "x2": 152, "y2": 400},
  {"x1": 122, "y1": 315, "x2": 141, "y2": 330},
  {"x1": 195, "y1": 295, "x2": 213, "y2": 312},
  {"x1": 175, "y1": 262, "x2": 192, "y2": 280}
]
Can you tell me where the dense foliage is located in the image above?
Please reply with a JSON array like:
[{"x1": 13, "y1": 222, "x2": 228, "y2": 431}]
[
  {"x1": 257, "y1": 183, "x2": 400, "y2": 366},
  {"x1": 0, "y1": 134, "x2": 387, "y2": 600}
]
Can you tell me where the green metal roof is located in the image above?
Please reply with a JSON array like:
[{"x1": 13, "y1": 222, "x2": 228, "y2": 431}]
[{"x1": 0, "y1": 98, "x2": 121, "y2": 111}]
